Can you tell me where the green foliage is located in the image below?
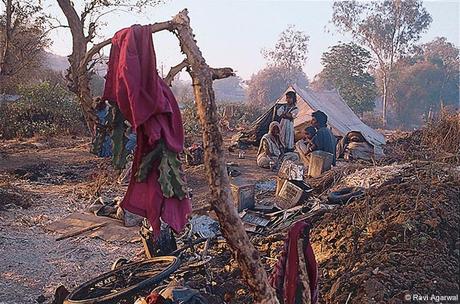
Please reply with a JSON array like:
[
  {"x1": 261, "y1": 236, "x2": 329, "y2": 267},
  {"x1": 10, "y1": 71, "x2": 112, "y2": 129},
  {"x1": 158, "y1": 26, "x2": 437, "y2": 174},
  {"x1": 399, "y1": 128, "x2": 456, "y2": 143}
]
[
  {"x1": 332, "y1": 0, "x2": 432, "y2": 65},
  {"x1": 332, "y1": 0, "x2": 432, "y2": 124},
  {"x1": 221, "y1": 103, "x2": 267, "y2": 127},
  {"x1": 181, "y1": 100, "x2": 201, "y2": 135},
  {"x1": 0, "y1": 0, "x2": 50, "y2": 92},
  {"x1": 181, "y1": 100, "x2": 267, "y2": 135},
  {"x1": 318, "y1": 43, "x2": 377, "y2": 114},
  {"x1": 389, "y1": 37, "x2": 459, "y2": 127},
  {"x1": 0, "y1": 82, "x2": 86, "y2": 139}
]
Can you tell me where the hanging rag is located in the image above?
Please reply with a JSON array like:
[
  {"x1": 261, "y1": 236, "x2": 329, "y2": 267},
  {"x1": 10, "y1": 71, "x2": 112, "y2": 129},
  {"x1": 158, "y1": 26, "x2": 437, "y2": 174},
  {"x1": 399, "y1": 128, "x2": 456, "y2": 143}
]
[
  {"x1": 103, "y1": 24, "x2": 191, "y2": 237},
  {"x1": 269, "y1": 220, "x2": 319, "y2": 304}
]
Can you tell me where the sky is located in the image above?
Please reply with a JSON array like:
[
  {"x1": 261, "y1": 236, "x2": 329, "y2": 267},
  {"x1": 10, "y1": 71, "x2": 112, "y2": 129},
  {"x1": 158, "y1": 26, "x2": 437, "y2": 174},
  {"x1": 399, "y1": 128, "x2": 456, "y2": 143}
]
[{"x1": 46, "y1": 0, "x2": 460, "y2": 80}]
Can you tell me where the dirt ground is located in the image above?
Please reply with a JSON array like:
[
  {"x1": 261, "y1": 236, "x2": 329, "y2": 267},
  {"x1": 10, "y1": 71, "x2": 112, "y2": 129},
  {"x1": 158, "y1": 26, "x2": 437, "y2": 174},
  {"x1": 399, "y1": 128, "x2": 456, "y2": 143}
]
[
  {"x1": 1, "y1": 126, "x2": 459, "y2": 304},
  {"x1": 0, "y1": 137, "x2": 141, "y2": 303},
  {"x1": 0, "y1": 135, "x2": 274, "y2": 303}
]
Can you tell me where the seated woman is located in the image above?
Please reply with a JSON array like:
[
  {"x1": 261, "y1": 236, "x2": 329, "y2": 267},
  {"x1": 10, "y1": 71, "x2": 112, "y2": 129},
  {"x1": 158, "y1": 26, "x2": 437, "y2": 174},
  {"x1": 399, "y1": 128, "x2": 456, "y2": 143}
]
[
  {"x1": 257, "y1": 121, "x2": 298, "y2": 169},
  {"x1": 295, "y1": 126, "x2": 317, "y2": 166}
]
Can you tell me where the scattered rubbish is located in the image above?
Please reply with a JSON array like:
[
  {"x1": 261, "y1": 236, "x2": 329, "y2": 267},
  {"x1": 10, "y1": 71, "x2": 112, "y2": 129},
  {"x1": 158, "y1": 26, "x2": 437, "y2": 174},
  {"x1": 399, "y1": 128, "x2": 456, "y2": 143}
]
[
  {"x1": 121, "y1": 209, "x2": 144, "y2": 227},
  {"x1": 111, "y1": 258, "x2": 129, "y2": 270},
  {"x1": 55, "y1": 222, "x2": 107, "y2": 241},
  {"x1": 253, "y1": 198, "x2": 276, "y2": 212},
  {"x1": 185, "y1": 143, "x2": 204, "y2": 166},
  {"x1": 88, "y1": 197, "x2": 119, "y2": 217},
  {"x1": 65, "y1": 257, "x2": 180, "y2": 304},
  {"x1": 277, "y1": 180, "x2": 312, "y2": 209},
  {"x1": 160, "y1": 286, "x2": 209, "y2": 304},
  {"x1": 327, "y1": 187, "x2": 365, "y2": 205},
  {"x1": 141, "y1": 221, "x2": 177, "y2": 258},
  {"x1": 230, "y1": 180, "x2": 255, "y2": 212},
  {"x1": 308, "y1": 150, "x2": 334, "y2": 177},
  {"x1": 339, "y1": 163, "x2": 411, "y2": 189},
  {"x1": 238, "y1": 151, "x2": 245, "y2": 159},
  {"x1": 228, "y1": 168, "x2": 242, "y2": 177},
  {"x1": 190, "y1": 215, "x2": 220, "y2": 239},
  {"x1": 46, "y1": 212, "x2": 140, "y2": 243},
  {"x1": 255, "y1": 180, "x2": 276, "y2": 192},
  {"x1": 51, "y1": 285, "x2": 69, "y2": 304},
  {"x1": 240, "y1": 210, "x2": 271, "y2": 227},
  {"x1": 278, "y1": 159, "x2": 304, "y2": 181}
]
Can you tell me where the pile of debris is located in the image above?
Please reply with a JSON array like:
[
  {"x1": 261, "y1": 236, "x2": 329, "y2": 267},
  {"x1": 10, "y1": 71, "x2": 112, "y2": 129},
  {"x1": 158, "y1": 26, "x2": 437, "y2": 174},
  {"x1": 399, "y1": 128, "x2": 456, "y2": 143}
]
[{"x1": 311, "y1": 161, "x2": 460, "y2": 303}]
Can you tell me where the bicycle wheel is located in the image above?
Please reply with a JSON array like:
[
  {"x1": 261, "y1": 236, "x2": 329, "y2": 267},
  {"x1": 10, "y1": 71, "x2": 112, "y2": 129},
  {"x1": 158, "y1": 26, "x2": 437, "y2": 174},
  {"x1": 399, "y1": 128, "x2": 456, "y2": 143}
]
[{"x1": 65, "y1": 256, "x2": 180, "y2": 304}]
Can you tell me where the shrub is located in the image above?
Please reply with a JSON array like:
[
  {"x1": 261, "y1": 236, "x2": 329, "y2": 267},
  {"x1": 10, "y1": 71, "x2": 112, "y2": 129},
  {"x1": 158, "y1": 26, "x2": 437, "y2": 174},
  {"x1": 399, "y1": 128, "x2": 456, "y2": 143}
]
[
  {"x1": 0, "y1": 82, "x2": 86, "y2": 139},
  {"x1": 181, "y1": 101, "x2": 267, "y2": 138}
]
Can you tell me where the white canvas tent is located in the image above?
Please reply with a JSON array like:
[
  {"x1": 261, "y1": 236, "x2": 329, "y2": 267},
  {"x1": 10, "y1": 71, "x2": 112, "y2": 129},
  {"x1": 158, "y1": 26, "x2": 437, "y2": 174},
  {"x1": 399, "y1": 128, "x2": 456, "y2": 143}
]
[
  {"x1": 278, "y1": 85, "x2": 385, "y2": 147},
  {"x1": 236, "y1": 85, "x2": 385, "y2": 149}
]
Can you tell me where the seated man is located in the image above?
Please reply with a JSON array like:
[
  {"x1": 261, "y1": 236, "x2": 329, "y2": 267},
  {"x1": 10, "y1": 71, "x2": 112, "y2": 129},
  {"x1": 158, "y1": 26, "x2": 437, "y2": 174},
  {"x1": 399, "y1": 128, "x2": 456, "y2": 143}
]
[
  {"x1": 257, "y1": 121, "x2": 298, "y2": 169},
  {"x1": 295, "y1": 126, "x2": 317, "y2": 166},
  {"x1": 310, "y1": 110, "x2": 337, "y2": 166}
]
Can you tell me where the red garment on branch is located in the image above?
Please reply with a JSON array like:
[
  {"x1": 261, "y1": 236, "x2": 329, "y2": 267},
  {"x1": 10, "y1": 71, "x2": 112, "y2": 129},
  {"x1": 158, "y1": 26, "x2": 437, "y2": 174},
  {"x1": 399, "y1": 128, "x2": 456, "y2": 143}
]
[
  {"x1": 269, "y1": 220, "x2": 319, "y2": 304},
  {"x1": 103, "y1": 24, "x2": 191, "y2": 236}
]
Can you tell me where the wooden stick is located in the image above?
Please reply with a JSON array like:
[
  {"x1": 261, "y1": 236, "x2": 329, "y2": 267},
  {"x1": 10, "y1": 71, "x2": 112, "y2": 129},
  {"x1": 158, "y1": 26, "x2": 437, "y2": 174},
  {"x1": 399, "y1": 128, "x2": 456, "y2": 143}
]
[{"x1": 56, "y1": 222, "x2": 107, "y2": 241}]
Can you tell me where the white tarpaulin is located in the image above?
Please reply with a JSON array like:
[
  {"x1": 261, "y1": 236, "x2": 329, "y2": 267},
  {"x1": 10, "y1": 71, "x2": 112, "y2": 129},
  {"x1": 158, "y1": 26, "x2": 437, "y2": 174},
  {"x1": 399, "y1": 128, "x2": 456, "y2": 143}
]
[{"x1": 276, "y1": 85, "x2": 386, "y2": 147}]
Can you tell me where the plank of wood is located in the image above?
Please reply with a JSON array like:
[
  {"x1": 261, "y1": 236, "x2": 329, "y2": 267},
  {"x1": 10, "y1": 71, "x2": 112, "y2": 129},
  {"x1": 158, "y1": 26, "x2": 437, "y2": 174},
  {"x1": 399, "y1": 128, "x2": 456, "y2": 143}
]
[{"x1": 56, "y1": 222, "x2": 107, "y2": 241}]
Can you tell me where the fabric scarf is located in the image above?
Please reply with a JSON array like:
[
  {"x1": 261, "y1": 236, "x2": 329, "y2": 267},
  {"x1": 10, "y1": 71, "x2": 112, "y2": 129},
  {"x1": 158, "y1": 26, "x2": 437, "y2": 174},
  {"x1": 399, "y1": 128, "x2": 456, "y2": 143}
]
[
  {"x1": 102, "y1": 24, "x2": 191, "y2": 236},
  {"x1": 270, "y1": 220, "x2": 319, "y2": 304}
]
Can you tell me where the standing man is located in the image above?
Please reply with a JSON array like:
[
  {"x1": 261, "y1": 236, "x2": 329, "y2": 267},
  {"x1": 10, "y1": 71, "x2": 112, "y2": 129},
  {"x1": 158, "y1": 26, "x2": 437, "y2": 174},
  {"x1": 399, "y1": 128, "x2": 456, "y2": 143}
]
[
  {"x1": 310, "y1": 110, "x2": 337, "y2": 165},
  {"x1": 277, "y1": 91, "x2": 299, "y2": 152}
]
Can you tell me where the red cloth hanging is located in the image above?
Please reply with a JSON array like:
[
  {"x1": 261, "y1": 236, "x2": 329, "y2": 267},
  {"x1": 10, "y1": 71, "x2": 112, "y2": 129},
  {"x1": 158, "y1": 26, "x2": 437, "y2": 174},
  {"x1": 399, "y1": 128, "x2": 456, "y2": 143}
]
[
  {"x1": 270, "y1": 220, "x2": 319, "y2": 304},
  {"x1": 103, "y1": 24, "x2": 191, "y2": 236}
]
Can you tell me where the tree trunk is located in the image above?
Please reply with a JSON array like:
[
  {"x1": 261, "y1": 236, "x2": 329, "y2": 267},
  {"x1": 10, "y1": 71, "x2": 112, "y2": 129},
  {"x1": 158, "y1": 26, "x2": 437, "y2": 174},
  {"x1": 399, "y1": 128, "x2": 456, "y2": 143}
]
[
  {"x1": 56, "y1": 0, "x2": 97, "y2": 134},
  {"x1": 0, "y1": 0, "x2": 13, "y2": 91},
  {"x1": 56, "y1": 9, "x2": 280, "y2": 301},
  {"x1": 171, "y1": 11, "x2": 279, "y2": 304},
  {"x1": 382, "y1": 72, "x2": 389, "y2": 127}
]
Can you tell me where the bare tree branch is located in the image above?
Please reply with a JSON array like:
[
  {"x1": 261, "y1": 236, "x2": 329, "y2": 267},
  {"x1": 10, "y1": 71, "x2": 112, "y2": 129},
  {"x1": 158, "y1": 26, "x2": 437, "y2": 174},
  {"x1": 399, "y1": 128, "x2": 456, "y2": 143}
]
[
  {"x1": 211, "y1": 67, "x2": 235, "y2": 80},
  {"x1": 164, "y1": 59, "x2": 188, "y2": 86}
]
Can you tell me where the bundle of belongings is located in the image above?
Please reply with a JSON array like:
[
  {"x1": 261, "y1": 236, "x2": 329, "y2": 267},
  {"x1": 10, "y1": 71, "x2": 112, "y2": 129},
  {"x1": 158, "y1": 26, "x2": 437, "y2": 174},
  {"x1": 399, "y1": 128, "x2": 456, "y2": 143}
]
[
  {"x1": 336, "y1": 131, "x2": 381, "y2": 161},
  {"x1": 103, "y1": 24, "x2": 191, "y2": 237},
  {"x1": 270, "y1": 220, "x2": 318, "y2": 304}
]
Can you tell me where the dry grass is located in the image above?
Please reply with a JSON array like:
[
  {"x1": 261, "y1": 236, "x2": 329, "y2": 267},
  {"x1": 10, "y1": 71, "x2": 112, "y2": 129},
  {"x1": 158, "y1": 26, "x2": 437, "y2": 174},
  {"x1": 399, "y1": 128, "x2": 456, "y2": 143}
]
[{"x1": 384, "y1": 112, "x2": 460, "y2": 164}]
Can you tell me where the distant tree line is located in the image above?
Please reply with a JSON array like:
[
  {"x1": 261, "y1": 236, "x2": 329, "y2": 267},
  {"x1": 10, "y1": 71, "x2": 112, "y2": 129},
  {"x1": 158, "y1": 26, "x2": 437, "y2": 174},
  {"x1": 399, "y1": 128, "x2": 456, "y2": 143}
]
[{"x1": 245, "y1": 0, "x2": 459, "y2": 129}]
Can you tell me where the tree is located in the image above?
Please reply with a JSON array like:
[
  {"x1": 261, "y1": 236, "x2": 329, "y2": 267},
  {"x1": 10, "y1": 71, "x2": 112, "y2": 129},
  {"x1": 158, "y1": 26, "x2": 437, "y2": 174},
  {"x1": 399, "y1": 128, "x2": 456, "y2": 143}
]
[
  {"x1": 56, "y1": 9, "x2": 279, "y2": 303},
  {"x1": 55, "y1": 0, "x2": 165, "y2": 132},
  {"x1": 390, "y1": 37, "x2": 459, "y2": 127},
  {"x1": 417, "y1": 37, "x2": 459, "y2": 109},
  {"x1": 247, "y1": 25, "x2": 309, "y2": 106},
  {"x1": 262, "y1": 24, "x2": 309, "y2": 83},
  {"x1": 316, "y1": 42, "x2": 377, "y2": 114},
  {"x1": 0, "y1": 0, "x2": 50, "y2": 92},
  {"x1": 246, "y1": 65, "x2": 308, "y2": 106},
  {"x1": 213, "y1": 75, "x2": 246, "y2": 103},
  {"x1": 332, "y1": 0, "x2": 432, "y2": 125}
]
